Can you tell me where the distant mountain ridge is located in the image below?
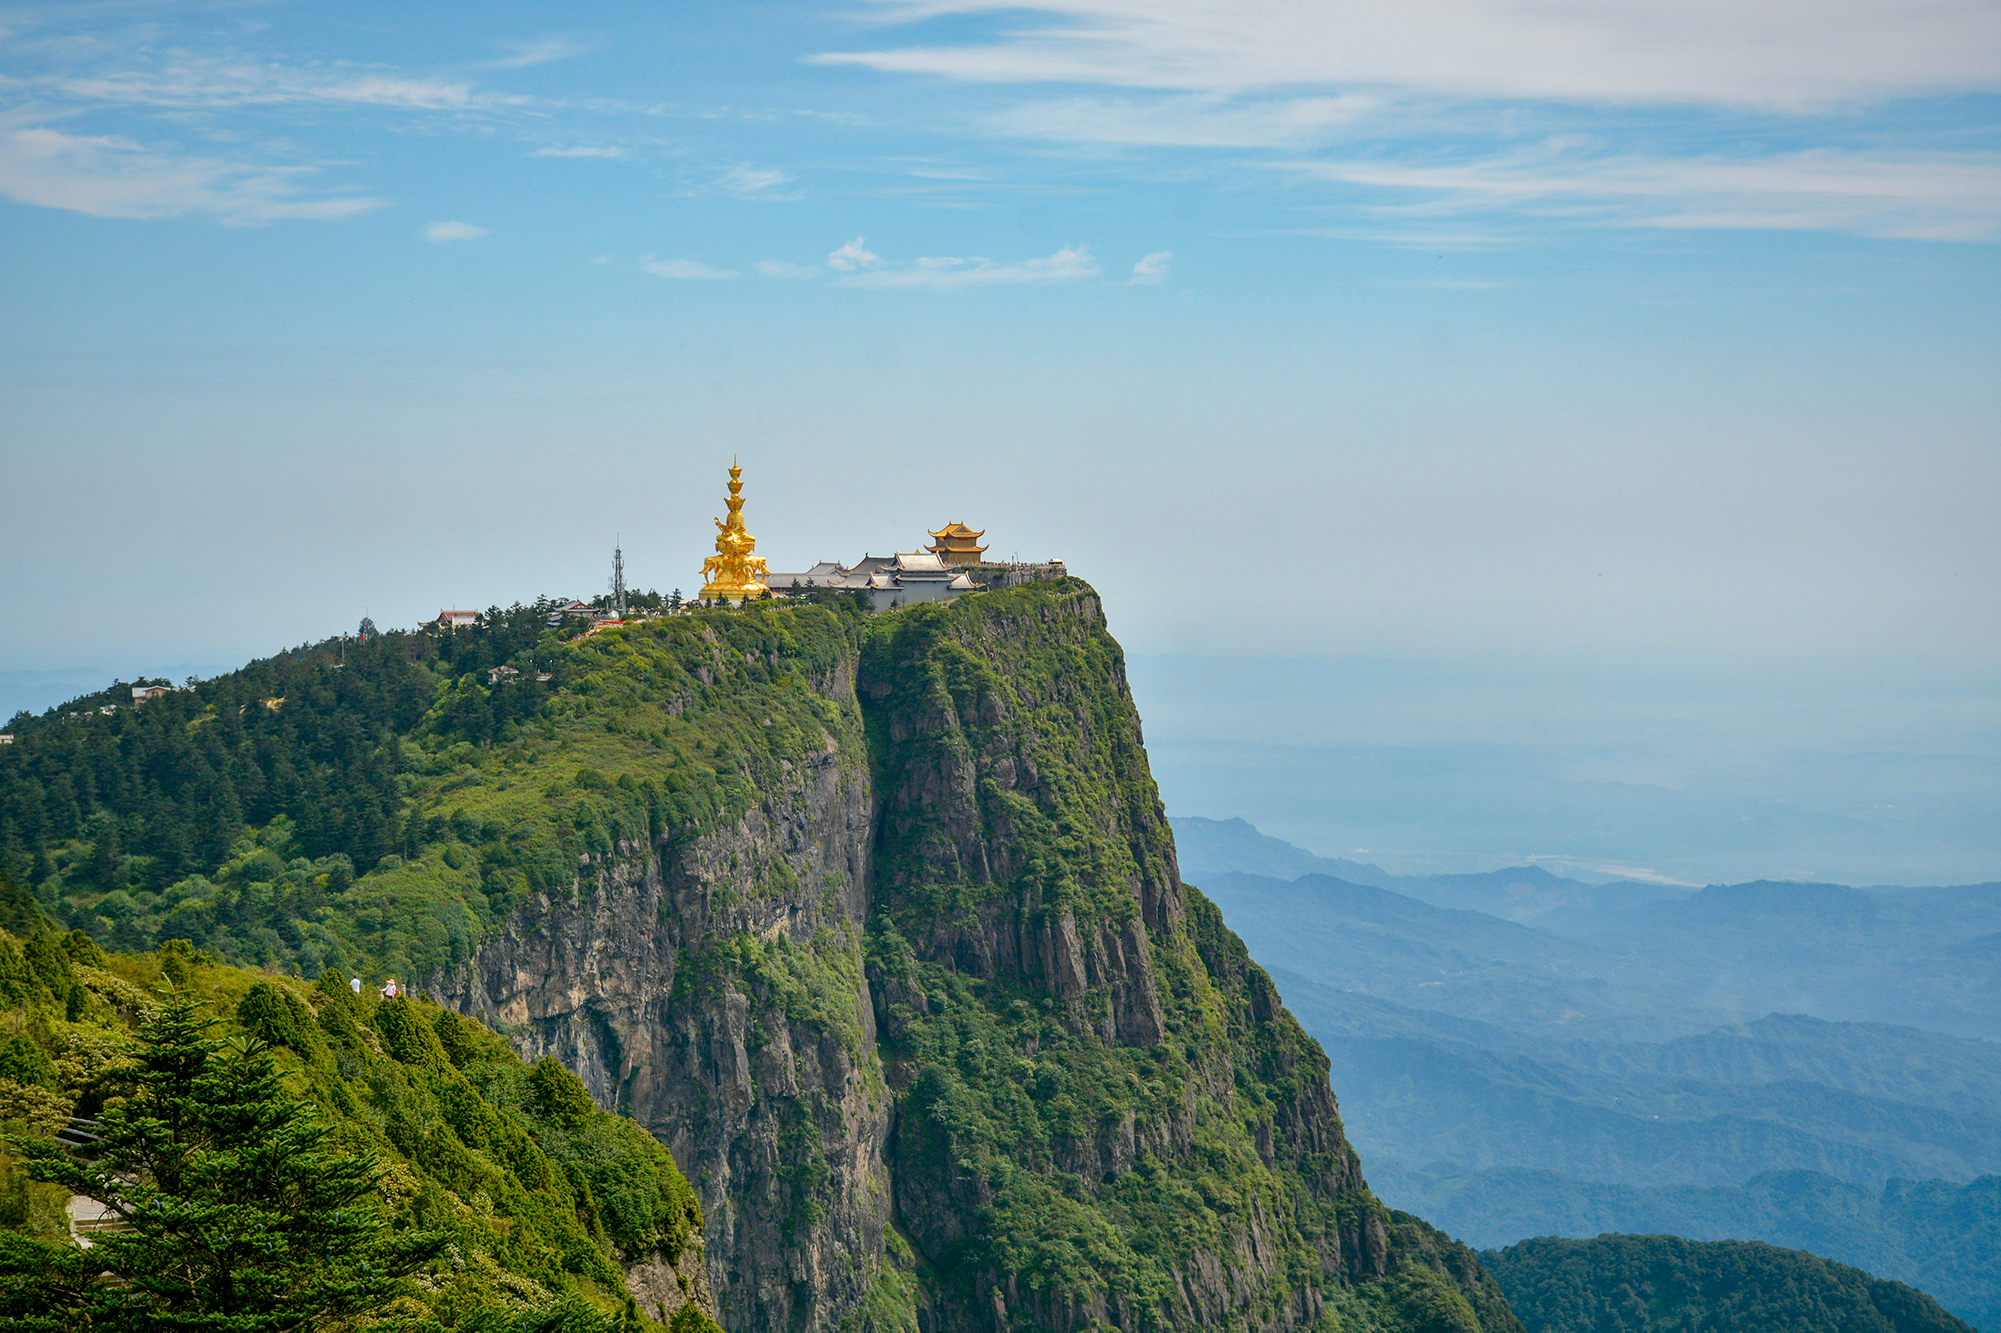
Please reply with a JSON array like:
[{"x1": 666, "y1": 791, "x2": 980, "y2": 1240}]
[
  {"x1": 1270, "y1": 973, "x2": 2001, "y2": 1188},
  {"x1": 1173, "y1": 816, "x2": 2001, "y2": 1042},
  {"x1": 1168, "y1": 815, "x2": 1405, "y2": 887},
  {"x1": 1172, "y1": 816, "x2": 2001, "y2": 1329},
  {"x1": 1171, "y1": 816, "x2": 1694, "y2": 923}
]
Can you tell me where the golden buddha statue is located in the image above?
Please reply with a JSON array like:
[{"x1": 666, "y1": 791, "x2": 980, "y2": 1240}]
[{"x1": 698, "y1": 460, "x2": 769, "y2": 602}]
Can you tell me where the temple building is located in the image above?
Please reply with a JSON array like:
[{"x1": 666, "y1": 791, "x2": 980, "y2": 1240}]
[
  {"x1": 925, "y1": 523, "x2": 988, "y2": 566},
  {"x1": 698, "y1": 461, "x2": 769, "y2": 602},
  {"x1": 765, "y1": 550, "x2": 977, "y2": 612},
  {"x1": 689, "y1": 467, "x2": 1062, "y2": 611}
]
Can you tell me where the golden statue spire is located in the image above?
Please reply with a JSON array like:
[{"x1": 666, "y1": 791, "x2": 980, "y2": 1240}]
[{"x1": 698, "y1": 458, "x2": 769, "y2": 602}]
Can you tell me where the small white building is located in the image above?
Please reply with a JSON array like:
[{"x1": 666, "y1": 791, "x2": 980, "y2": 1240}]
[
  {"x1": 434, "y1": 609, "x2": 480, "y2": 629},
  {"x1": 545, "y1": 601, "x2": 619, "y2": 627},
  {"x1": 131, "y1": 685, "x2": 171, "y2": 705}
]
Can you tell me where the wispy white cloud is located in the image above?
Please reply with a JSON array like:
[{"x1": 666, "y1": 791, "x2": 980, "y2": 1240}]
[
  {"x1": 485, "y1": 37, "x2": 598, "y2": 71},
  {"x1": 817, "y1": 2, "x2": 2001, "y2": 242},
  {"x1": 1286, "y1": 144, "x2": 2001, "y2": 241},
  {"x1": 715, "y1": 164, "x2": 797, "y2": 198},
  {"x1": 827, "y1": 237, "x2": 882, "y2": 271},
  {"x1": 533, "y1": 144, "x2": 629, "y2": 159},
  {"x1": 0, "y1": 121, "x2": 384, "y2": 224},
  {"x1": 819, "y1": 0, "x2": 2001, "y2": 111},
  {"x1": 756, "y1": 259, "x2": 821, "y2": 277},
  {"x1": 49, "y1": 59, "x2": 500, "y2": 111},
  {"x1": 425, "y1": 220, "x2": 488, "y2": 241},
  {"x1": 1130, "y1": 250, "x2": 1172, "y2": 283},
  {"x1": 839, "y1": 244, "x2": 1099, "y2": 289},
  {"x1": 641, "y1": 256, "x2": 738, "y2": 280},
  {"x1": 993, "y1": 93, "x2": 1379, "y2": 147}
]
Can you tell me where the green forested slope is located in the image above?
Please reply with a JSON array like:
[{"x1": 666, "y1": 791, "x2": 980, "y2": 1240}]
[
  {"x1": 0, "y1": 582, "x2": 1526, "y2": 1331},
  {"x1": 0, "y1": 927, "x2": 719, "y2": 1329},
  {"x1": 851, "y1": 584, "x2": 1522, "y2": 1330},
  {"x1": 0, "y1": 597, "x2": 869, "y2": 983},
  {"x1": 1483, "y1": 1234, "x2": 1973, "y2": 1333}
]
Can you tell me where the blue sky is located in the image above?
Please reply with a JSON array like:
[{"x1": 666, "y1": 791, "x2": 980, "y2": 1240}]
[{"x1": 2, "y1": 0, "x2": 1996, "y2": 881}]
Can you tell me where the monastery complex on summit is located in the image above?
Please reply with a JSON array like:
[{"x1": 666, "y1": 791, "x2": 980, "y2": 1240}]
[{"x1": 696, "y1": 461, "x2": 1063, "y2": 610}]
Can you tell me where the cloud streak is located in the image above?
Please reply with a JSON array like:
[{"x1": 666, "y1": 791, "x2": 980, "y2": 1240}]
[
  {"x1": 837, "y1": 243, "x2": 1099, "y2": 289},
  {"x1": 0, "y1": 122, "x2": 384, "y2": 223},
  {"x1": 485, "y1": 37, "x2": 599, "y2": 71},
  {"x1": 816, "y1": 1, "x2": 2001, "y2": 243},
  {"x1": 1287, "y1": 144, "x2": 2001, "y2": 241},
  {"x1": 49, "y1": 60, "x2": 498, "y2": 112},
  {"x1": 993, "y1": 92, "x2": 1379, "y2": 147},
  {"x1": 714, "y1": 164, "x2": 797, "y2": 198},
  {"x1": 820, "y1": 0, "x2": 2001, "y2": 111},
  {"x1": 641, "y1": 256, "x2": 738, "y2": 279},
  {"x1": 424, "y1": 220, "x2": 488, "y2": 241}
]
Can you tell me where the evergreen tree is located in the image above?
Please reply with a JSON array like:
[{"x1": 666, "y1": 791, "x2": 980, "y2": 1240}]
[{"x1": 0, "y1": 990, "x2": 445, "y2": 1330}]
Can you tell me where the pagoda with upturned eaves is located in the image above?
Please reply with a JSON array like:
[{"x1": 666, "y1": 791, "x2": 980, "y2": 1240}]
[
  {"x1": 698, "y1": 461, "x2": 769, "y2": 602},
  {"x1": 925, "y1": 523, "x2": 988, "y2": 566}
]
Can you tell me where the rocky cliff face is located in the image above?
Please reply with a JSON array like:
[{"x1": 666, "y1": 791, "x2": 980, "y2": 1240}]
[
  {"x1": 430, "y1": 647, "x2": 893, "y2": 1332},
  {"x1": 430, "y1": 582, "x2": 1521, "y2": 1333}
]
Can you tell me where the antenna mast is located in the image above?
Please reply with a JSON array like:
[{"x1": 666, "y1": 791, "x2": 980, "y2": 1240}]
[{"x1": 612, "y1": 538, "x2": 627, "y2": 618}]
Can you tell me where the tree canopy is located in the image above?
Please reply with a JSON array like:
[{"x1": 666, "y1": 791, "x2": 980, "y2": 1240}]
[{"x1": 1, "y1": 989, "x2": 444, "y2": 1330}]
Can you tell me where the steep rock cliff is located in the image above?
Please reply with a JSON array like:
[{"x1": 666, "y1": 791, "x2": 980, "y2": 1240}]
[
  {"x1": 429, "y1": 619, "x2": 894, "y2": 1333},
  {"x1": 430, "y1": 582, "x2": 1520, "y2": 1333},
  {"x1": 861, "y1": 583, "x2": 1518, "y2": 1333}
]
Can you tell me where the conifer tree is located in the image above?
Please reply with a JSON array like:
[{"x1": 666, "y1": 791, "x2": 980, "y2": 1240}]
[{"x1": 0, "y1": 989, "x2": 445, "y2": 1330}]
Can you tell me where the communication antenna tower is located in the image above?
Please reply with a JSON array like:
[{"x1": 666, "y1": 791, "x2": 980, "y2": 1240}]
[{"x1": 611, "y1": 538, "x2": 627, "y2": 619}]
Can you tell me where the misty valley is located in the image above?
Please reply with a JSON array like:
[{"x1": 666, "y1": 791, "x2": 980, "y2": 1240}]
[{"x1": 1180, "y1": 815, "x2": 2001, "y2": 1330}]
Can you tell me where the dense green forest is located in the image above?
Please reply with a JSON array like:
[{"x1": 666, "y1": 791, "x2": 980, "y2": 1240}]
[
  {"x1": 0, "y1": 596, "x2": 871, "y2": 983},
  {"x1": 1483, "y1": 1234, "x2": 1972, "y2": 1333},
  {"x1": 0, "y1": 926, "x2": 720, "y2": 1329}
]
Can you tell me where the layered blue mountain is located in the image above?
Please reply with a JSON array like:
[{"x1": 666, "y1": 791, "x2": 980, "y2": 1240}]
[{"x1": 1174, "y1": 816, "x2": 2001, "y2": 1330}]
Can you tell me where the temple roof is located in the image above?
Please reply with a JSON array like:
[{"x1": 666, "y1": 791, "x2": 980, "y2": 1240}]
[{"x1": 928, "y1": 523, "x2": 986, "y2": 541}]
